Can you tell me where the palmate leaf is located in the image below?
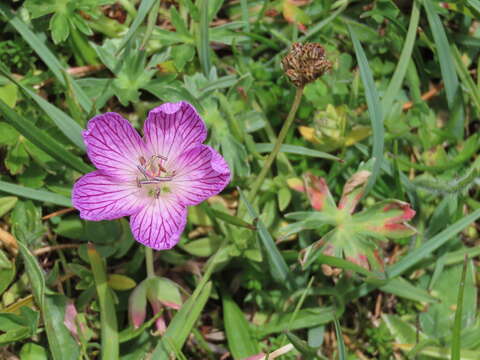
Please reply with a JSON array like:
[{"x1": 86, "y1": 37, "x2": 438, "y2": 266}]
[{"x1": 285, "y1": 171, "x2": 416, "y2": 270}]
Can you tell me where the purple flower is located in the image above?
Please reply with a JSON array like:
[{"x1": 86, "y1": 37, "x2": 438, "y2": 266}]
[{"x1": 72, "y1": 102, "x2": 231, "y2": 250}]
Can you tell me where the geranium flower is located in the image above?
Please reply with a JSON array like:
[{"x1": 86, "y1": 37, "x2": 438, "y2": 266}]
[{"x1": 72, "y1": 102, "x2": 231, "y2": 250}]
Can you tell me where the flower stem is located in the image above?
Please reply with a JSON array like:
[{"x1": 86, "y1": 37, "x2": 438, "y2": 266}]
[
  {"x1": 247, "y1": 86, "x2": 304, "y2": 203},
  {"x1": 145, "y1": 247, "x2": 155, "y2": 278}
]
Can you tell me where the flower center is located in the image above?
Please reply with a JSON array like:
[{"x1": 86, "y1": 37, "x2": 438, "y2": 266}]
[{"x1": 136, "y1": 155, "x2": 175, "y2": 198}]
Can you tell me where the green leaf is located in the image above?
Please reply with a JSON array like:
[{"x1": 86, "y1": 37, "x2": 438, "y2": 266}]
[
  {"x1": 389, "y1": 208, "x2": 480, "y2": 277},
  {"x1": 50, "y1": 12, "x2": 70, "y2": 44},
  {"x1": 0, "y1": 67, "x2": 85, "y2": 150},
  {"x1": 333, "y1": 318, "x2": 346, "y2": 360},
  {"x1": 19, "y1": 343, "x2": 48, "y2": 360},
  {"x1": 381, "y1": 1, "x2": 420, "y2": 112},
  {"x1": 239, "y1": 188, "x2": 292, "y2": 289},
  {"x1": 197, "y1": 0, "x2": 211, "y2": 76},
  {"x1": 151, "y1": 282, "x2": 212, "y2": 358},
  {"x1": 348, "y1": 25, "x2": 384, "y2": 197},
  {"x1": 116, "y1": 0, "x2": 158, "y2": 53},
  {"x1": 0, "y1": 98, "x2": 92, "y2": 173},
  {"x1": 222, "y1": 290, "x2": 259, "y2": 359},
  {"x1": 0, "y1": 181, "x2": 72, "y2": 207},
  {"x1": 0, "y1": 4, "x2": 92, "y2": 112},
  {"x1": 87, "y1": 244, "x2": 119, "y2": 360},
  {"x1": 424, "y1": 0, "x2": 464, "y2": 139},
  {"x1": 451, "y1": 257, "x2": 468, "y2": 360},
  {"x1": 255, "y1": 143, "x2": 341, "y2": 161},
  {"x1": 18, "y1": 241, "x2": 45, "y2": 309}
]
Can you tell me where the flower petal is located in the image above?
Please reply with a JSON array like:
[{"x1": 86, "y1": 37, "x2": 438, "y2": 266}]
[
  {"x1": 83, "y1": 112, "x2": 145, "y2": 181},
  {"x1": 130, "y1": 196, "x2": 187, "y2": 250},
  {"x1": 169, "y1": 145, "x2": 230, "y2": 206},
  {"x1": 72, "y1": 171, "x2": 144, "y2": 221},
  {"x1": 143, "y1": 102, "x2": 207, "y2": 158}
]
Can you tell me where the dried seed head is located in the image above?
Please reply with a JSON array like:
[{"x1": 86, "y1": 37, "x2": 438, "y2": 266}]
[{"x1": 282, "y1": 42, "x2": 332, "y2": 87}]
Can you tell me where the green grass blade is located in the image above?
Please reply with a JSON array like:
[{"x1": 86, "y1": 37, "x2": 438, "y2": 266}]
[
  {"x1": 389, "y1": 208, "x2": 480, "y2": 277},
  {"x1": 222, "y1": 290, "x2": 259, "y2": 359},
  {"x1": 151, "y1": 282, "x2": 212, "y2": 359},
  {"x1": 451, "y1": 256, "x2": 468, "y2": 360},
  {"x1": 0, "y1": 66, "x2": 85, "y2": 150},
  {"x1": 18, "y1": 241, "x2": 80, "y2": 360},
  {"x1": 117, "y1": 0, "x2": 158, "y2": 53},
  {"x1": 198, "y1": 0, "x2": 211, "y2": 76},
  {"x1": 451, "y1": 45, "x2": 480, "y2": 113},
  {"x1": 0, "y1": 181, "x2": 72, "y2": 207},
  {"x1": 424, "y1": 0, "x2": 464, "y2": 139},
  {"x1": 348, "y1": 25, "x2": 384, "y2": 196},
  {"x1": 333, "y1": 318, "x2": 346, "y2": 360},
  {"x1": 239, "y1": 188, "x2": 292, "y2": 289},
  {"x1": 381, "y1": 1, "x2": 420, "y2": 112},
  {"x1": 255, "y1": 143, "x2": 341, "y2": 161},
  {"x1": 0, "y1": 4, "x2": 92, "y2": 113},
  {"x1": 87, "y1": 244, "x2": 119, "y2": 360},
  {"x1": 0, "y1": 98, "x2": 92, "y2": 173}
]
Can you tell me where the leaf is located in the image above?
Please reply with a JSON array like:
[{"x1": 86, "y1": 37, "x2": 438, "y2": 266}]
[
  {"x1": 151, "y1": 282, "x2": 212, "y2": 358},
  {"x1": 424, "y1": 0, "x2": 464, "y2": 139},
  {"x1": 197, "y1": 0, "x2": 211, "y2": 76},
  {"x1": 239, "y1": 189, "x2": 292, "y2": 289},
  {"x1": 0, "y1": 98, "x2": 92, "y2": 173},
  {"x1": 333, "y1": 318, "x2": 346, "y2": 360},
  {"x1": 349, "y1": 25, "x2": 384, "y2": 197},
  {"x1": 255, "y1": 143, "x2": 341, "y2": 161},
  {"x1": 50, "y1": 12, "x2": 70, "y2": 44},
  {"x1": 222, "y1": 290, "x2": 259, "y2": 359},
  {"x1": 18, "y1": 241, "x2": 45, "y2": 309},
  {"x1": 87, "y1": 243, "x2": 119, "y2": 359},
  {"x1": 0, "y1": 181, "x2": 72, "y2": 207},
  {"x1": 451, "y1": 257, "x2": 468, "y2": 360},
  {"x1": 381, "y1": 1, "x2": 420, "y2": 112}
]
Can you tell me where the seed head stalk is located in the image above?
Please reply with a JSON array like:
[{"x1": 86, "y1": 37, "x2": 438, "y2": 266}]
[{"x1": 247, "y1": 86, "x2": 304, "y2": 203}]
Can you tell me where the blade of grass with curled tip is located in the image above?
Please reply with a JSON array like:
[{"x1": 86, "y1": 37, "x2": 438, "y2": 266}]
[
  {"x1": 0, "y1": 99, "x2": 92, "y2": 173},
  {"x1": 381, "y1": 1, "x2": 420, "y2": 112},
  {"x1": 348, "y1": 25, "x2": 384, "y2": 197},
  {"x1": 424, "y1": 0, "x2": 465, "y2": 140},
  {"x1": 0, "y1": 181, "x2": 72, "y2": 207},
  {"x1": 451, "y1": 256, "x2": 468, "y2": 360},
  {"x1": 0, "y1": 4, "x2": 92, "y2": 113}
]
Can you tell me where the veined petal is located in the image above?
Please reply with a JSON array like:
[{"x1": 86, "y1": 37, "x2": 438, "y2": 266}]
[
  {"x1": 83, "y1": 112, "x2": 146, "y2": 181},
  {"x1": 130, "y1": 196, "x2": 187, "y2": 250},
  {"x1": 170, "y1": 145, "x2": 230, "y2": 206},
  {"x1": 143, "y1": 102, "x2": 207, "y2": 158},
  {"x1": 72, "y1": 171, "x2": 144, "y2": 221}
]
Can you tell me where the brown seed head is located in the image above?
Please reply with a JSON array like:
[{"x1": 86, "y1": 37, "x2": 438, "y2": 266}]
[{"x1": 282, "y1": 42, "x2": 332, "y2": 87}]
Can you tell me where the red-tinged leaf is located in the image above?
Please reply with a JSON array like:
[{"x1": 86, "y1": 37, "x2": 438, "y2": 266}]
[
  {"x1": 303, "y1": 172, "x2": 336, "y2": 212},
  {"x1": 287, "y1": 177, "x2": 305, "y2": 192},
  {"x1": 354, "y1": 200, "x2": 416, "y2": 239},
  {"x1": 282, "y1": 0, "x2": 310, "y2": 29},
  {"x1": 338, "y1": 170, "x2": 371, "y2": 214}
]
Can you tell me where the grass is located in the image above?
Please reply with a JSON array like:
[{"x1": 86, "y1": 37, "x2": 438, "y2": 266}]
[{"x1": 0, "y1": 0, "x2": 479, "y2": 359}]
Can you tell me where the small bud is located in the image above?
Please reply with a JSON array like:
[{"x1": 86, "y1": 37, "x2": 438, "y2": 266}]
[
  {"x1": 128, "y1": 281, "x2": 147, "y2": 329},
  {"x1": 282, "y1": 42, "x2": 332, "y2": 87}
]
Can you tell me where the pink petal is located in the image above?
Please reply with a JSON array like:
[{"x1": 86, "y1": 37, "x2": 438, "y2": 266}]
[
  {"x1": 83, "y1": 112, "x2": 146, "y2": 181},
  {"x1": 72, "y1": 171, "x2": 144, "y2": 221},
  {"x1": 170, "y1": 145, "x2": 231, "y2": 206},
  {"x1": 130, "y1": 196, "x2": 187, "y2": 250},
  {"x1": 143, "y1": 102, "x2": 207, "y2": 159}
]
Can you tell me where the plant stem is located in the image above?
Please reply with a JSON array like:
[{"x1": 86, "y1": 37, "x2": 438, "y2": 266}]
[
  {"x1": 145, "y1": 247, "x2": 155, "y2": 278},
  {"x1": 247, "y1": 86, "x2": 304, "y2": 203},
  {"x1": 87, "y1": 243, "x2": 118, "y2": 360}
]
